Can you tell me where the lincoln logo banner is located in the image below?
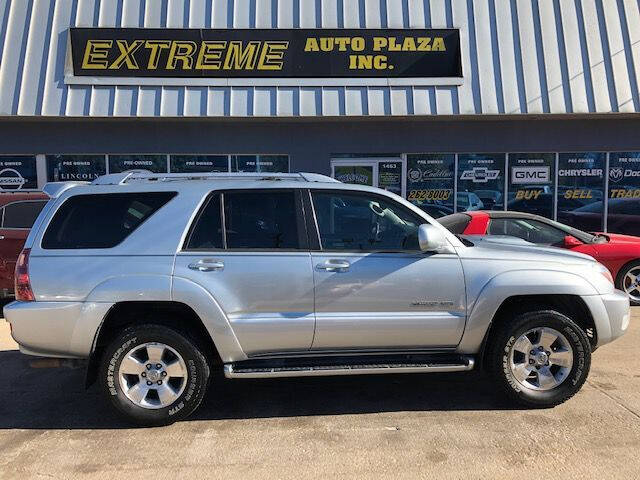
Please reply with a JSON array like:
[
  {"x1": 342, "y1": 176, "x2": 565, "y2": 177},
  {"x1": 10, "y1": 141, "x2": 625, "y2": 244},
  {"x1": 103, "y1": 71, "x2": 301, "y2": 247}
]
[{"x1": 69, "y1": 28, "x2": 461, "y2": 78}]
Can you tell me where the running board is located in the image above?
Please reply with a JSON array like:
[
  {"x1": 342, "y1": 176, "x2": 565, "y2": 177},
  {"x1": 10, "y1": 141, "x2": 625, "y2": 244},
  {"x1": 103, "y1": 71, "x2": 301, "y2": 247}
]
[{"x1": 224, "y1": 354, "x2": 475, "y2": 379}]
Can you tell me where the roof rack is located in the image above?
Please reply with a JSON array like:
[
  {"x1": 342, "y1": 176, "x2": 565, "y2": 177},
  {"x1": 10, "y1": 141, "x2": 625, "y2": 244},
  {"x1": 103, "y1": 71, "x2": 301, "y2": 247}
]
[{"x1": 91, "y1": 171, "x2": 340, "y2": 185}]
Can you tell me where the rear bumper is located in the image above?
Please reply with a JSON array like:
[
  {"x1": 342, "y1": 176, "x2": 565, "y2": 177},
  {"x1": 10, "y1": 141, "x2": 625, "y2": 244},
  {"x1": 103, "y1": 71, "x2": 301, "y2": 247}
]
[
  {"x1": 581, "y1": 290, "x2": 631, "y2": 348},
  {"x1": 3, "y1": 301, "x2": 112, "y2": 358}
]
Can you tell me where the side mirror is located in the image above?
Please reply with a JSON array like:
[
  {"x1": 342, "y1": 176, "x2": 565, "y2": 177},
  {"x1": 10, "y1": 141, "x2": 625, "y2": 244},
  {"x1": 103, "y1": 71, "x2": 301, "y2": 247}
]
[
  {"x1": 418, "y1": 224, "x2": 450, "y2": 252},
  {"x1": 563, "y1": 235, "x2": 582, "y2": 248}
]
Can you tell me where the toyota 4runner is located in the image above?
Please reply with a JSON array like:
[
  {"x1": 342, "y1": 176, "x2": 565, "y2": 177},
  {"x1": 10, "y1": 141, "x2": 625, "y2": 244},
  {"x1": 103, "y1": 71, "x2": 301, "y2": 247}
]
[{"x1": 5, "y1": 172, "x2": 630, "y2": 425}]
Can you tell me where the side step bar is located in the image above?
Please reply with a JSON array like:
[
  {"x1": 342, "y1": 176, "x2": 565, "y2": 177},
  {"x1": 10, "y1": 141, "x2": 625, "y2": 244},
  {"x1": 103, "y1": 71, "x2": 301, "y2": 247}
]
[{"x1": 224, "y1": 355, "x2": 475, "y2": 379}]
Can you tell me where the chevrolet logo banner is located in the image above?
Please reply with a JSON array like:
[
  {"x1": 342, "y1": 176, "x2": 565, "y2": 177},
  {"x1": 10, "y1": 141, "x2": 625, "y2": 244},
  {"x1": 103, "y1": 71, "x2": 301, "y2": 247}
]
[{"x1": 70, "y1": 28, "x2": 461, "y2": 78}]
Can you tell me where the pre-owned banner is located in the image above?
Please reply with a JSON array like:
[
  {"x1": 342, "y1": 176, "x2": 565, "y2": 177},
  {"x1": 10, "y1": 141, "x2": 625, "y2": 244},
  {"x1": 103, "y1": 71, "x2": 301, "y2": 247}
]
[
  {"x1": 0, "y1": 156, "x2": 37, "y2": 190},
  {"x1": 69, "y1": 28, "x2": 462, "y2": 78},
  {"x1": 170, "y1": 155, "x2": 228, "y2": 173},
  {"x1": 406, "y1": 154, "x2": 455, "y2": 209},
  {"x1": 108, "y1": 155, "x2": 168, "y2": 173},
  {"x1": 508, "y1": 153, "x2": 556, "y2": 218},
  {"x1": 457, "y1": 153, "x2": 505, "y2": 210},
  {"x1": 47, "y1": 155, "x2": 107, "y2": 182}
]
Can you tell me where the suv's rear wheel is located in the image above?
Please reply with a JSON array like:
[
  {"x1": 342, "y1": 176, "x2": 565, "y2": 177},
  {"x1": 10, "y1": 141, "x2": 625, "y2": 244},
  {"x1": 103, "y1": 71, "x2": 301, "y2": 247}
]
[
  {"x1": 99, "y1": 324, "x2": 210, "y2": 426},
  {"x1": 488, "y1": 310, "x2": 591, "y2": 407}
]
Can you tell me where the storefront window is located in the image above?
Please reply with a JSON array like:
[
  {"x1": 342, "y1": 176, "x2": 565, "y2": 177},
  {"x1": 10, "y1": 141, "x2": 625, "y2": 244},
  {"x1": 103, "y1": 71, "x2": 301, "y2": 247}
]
[
  {"x1": 0, "y1": 155, "x2": 38, "y2": 190},
  {"x1": 457, "y1": 153, "x2": 505, "y2": 211},
  {"x1": 108, "y1": 155, "x2": 168, "y2": 173},
  {"x1": 556, "y1": 153, "x2": 605, "y2": 231},
  {"x1": 46, "y1": 155, "x2": 106, "y2": 182},
  {"x1": 170, "y1": 155, "x2": 228, "y2": 173},
  {"x1": 231, "y1": 155, "x2": 289, "y2": 173},
  {"x1": 507, "y1": 153, "x2": 556, "y2": 218},
  {"x1": 607, "y1": 152, "x2": 640, "y2": 236},
  {"x1": 406, "y1": 154, "x2": 455, "y2": 215}
]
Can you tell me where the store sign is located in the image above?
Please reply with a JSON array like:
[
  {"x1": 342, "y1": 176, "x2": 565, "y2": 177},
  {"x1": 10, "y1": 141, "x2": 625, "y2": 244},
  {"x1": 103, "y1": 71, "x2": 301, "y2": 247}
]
[
  {"x1": 69, "y1": 28, "x2": 461, "y2": 79},
  {"x1": 46, "y1": 155, "x2": 106, "y2": 182},
  {"x1": 0, "y1": 156, "x2": 37, "y2": 190}
]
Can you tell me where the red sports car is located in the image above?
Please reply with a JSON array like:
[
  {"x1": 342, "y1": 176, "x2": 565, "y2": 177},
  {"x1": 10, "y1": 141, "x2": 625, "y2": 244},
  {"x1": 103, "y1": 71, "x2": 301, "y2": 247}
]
[{"x1": 439, "y1": 210, "x2": 640, "y2": 305}]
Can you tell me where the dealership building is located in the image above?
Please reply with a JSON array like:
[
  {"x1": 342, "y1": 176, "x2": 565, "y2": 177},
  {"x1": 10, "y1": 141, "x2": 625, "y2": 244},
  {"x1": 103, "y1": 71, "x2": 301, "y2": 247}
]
[{"x1": 1, "y1": 0, "x2": 640, "y2": 234}]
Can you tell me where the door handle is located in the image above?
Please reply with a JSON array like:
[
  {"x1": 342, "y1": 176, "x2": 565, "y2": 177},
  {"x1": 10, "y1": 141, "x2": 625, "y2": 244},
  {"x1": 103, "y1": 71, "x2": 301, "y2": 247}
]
[
  {"x1": 188, "y1": 259, "x2": 224, "y2": 272},
  {"x1": 316, "y1": 260, "x2": 350, "y2": 273}
]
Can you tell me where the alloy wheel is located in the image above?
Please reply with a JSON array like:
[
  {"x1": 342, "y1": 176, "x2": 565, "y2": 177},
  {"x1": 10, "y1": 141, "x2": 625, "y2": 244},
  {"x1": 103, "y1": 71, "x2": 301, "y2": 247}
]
[
  {"x1": 623, "y1": 266, "x2": 640, "y2": 303},
  {"x1": 508, "y1": 327, "x2": 574, "y2": 391},
  {"x1": 118, "y1": 342, "x2": 188, "y2": 409}
]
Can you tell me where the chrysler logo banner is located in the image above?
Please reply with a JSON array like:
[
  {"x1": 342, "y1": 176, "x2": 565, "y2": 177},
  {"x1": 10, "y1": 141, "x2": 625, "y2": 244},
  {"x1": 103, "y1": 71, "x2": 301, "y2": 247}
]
[{"x1": 69, "y1": 28, "x2": 462, "y2": 78}]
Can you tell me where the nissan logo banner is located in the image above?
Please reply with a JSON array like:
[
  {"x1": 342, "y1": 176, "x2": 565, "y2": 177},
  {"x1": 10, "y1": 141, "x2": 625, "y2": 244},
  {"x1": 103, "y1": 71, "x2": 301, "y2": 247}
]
[
  {"x1": 69, "y1": 28, "x2": 462, "y2": 78},
  {"x1": 0, "y1": 156, "x2": 37, "y2": 190}
]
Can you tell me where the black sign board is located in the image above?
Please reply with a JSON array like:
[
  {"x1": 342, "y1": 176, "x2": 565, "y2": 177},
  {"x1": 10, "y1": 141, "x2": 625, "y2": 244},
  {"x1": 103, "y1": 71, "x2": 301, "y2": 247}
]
[
  {"x1": 406, "y1": 154, "x2": 455, "y2": 210},
  {"x1": 0, "y1": 156, "x2": 37, "y2": 190},
  {"x1": 47, "y1": 155, "x2": 107, "y2": 182},
  {"x1": 170, "y1": 155, "x2": 228, "y2": 173},
  {"x1": 70, "y1": 28, "x2": 462, "y2": 78},
  {"x1": 108, "y1": 155, "x2": 167, "y2": 173}
]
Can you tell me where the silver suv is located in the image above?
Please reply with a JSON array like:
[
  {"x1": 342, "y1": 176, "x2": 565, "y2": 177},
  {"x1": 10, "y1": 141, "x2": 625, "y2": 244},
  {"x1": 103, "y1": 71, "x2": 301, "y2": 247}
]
[{"x1": 5, "y1": 172, "x2": 630, "y2": 426}]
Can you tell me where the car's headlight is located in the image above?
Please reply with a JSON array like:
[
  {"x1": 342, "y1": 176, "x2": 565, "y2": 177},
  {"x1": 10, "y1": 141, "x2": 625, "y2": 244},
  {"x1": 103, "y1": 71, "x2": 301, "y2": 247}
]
[{"x1": 593, "y1": 262, "x2": 614, "y2": 285}]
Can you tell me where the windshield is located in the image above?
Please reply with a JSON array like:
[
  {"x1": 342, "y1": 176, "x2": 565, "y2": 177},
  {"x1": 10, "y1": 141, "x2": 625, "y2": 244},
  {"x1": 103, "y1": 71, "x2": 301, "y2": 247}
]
[{"x1": 546, "y1": 218, "x2": 603, "y2": 243}]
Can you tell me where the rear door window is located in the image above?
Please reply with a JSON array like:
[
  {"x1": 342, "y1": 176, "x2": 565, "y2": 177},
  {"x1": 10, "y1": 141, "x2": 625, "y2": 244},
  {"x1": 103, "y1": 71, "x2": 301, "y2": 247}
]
[
  {"x1": 2, "y1": 201, "x2": 48, "y2": 228},
  {"x1": 223, "y1": 190, "x2": 304, "y2": 249},
  {"x1": 42, "y1": 192, "x2": 176, "y2": 249}
]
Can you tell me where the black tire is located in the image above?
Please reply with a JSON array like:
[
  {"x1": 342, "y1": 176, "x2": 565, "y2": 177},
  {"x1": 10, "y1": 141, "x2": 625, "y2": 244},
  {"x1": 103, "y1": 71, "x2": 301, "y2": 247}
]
[
  {"x1": 99, "y1": 324, "x2": 210, "y2": 426},
  {"x1": 487, "y1": 310, "x2": 591, "y2": 408},
  {"x1": 615, "y1": 260, "x2": 640, "y2": 306}
]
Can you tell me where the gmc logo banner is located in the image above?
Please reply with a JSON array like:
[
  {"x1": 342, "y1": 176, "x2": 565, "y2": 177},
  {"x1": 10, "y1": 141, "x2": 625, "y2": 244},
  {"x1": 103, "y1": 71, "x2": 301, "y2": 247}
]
[{"x1": 69, "y1": 28, "x2": 462, "y2": 78}]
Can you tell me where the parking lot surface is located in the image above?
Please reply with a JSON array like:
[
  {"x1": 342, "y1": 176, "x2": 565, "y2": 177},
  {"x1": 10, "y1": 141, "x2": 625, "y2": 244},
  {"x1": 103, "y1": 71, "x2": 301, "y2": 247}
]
[{"x1": 0, "y1": 309, "x2": 639, "y2": 480}]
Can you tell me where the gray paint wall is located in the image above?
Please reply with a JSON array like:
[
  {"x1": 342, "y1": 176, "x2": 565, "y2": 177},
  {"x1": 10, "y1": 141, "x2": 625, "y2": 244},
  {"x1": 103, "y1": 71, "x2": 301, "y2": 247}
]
[{"x1": 2, "y1": 116, "x2": 640, "y2": 174}]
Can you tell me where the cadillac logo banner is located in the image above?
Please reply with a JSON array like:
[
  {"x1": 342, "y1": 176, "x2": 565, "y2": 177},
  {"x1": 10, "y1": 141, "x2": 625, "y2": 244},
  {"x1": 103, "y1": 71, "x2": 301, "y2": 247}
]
[{"x1": 69, "y1": 28, "x2": 461, "y2": 79}]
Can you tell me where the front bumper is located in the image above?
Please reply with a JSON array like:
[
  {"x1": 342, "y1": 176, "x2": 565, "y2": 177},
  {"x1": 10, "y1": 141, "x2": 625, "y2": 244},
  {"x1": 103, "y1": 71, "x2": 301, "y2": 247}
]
[
  {"x1": 581, "y1": 289, "x2": 631, "y2": 348},
  {"x1": 4, "y1": 301, "x2": 112, "y2": 358}
]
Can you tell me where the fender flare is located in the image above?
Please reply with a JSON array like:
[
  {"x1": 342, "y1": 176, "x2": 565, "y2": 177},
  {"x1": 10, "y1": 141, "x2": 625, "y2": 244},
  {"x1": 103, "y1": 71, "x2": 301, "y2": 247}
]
[
  {"x1": 457, "y1": 268, "x2": 599, "y2": 353},
  {"x1": 171, "y1": 276, "x2": 246, "y2": 363}
]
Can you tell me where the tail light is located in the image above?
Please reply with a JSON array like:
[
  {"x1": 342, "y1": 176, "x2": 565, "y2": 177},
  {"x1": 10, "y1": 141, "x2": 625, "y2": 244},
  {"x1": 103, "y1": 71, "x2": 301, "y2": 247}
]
[{"x1": 15, "y1": 248, "x2": 35, "y2": 301}]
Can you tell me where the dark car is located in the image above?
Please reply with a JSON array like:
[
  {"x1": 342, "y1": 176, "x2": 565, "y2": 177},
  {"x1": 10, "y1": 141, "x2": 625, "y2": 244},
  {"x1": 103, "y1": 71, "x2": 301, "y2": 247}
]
[{"x1": 563, "y1": 198, "x2": 640, "y2": 237}]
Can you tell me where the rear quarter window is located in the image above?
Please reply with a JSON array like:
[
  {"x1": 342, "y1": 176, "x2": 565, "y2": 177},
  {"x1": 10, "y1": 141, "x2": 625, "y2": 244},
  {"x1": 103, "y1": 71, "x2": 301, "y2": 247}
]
[{"x1": 42, "y1": 192, "x2": 176, "y2": 249}]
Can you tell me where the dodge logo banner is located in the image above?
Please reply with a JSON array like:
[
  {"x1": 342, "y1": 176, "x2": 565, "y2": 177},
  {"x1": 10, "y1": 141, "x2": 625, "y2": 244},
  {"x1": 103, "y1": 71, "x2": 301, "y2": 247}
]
[{"x1": 69, "y1": 28, "x2": 462, "y2": 78}]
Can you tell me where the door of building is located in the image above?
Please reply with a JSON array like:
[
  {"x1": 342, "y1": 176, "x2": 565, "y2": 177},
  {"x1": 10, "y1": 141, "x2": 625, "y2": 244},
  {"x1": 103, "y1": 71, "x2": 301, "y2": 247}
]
[{"x1": 331, "y1": 158, "x2": 406, "y2": 198}]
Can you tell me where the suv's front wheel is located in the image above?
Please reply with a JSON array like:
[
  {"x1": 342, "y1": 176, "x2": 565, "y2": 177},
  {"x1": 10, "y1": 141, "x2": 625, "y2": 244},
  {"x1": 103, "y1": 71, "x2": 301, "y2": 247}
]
[
  {"x1": 488, "y1": 310, "x2": 591, "y2": 407},
  {"x1": 99, "y1": 324, "x2": 210, "y2": 426}
]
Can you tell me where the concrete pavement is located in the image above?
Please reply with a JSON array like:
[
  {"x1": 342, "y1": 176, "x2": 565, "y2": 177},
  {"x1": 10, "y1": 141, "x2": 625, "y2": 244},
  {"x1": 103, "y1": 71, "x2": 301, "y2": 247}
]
[{"x1": 0, "y1": 310, "x2": 639, "y2": 479}]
